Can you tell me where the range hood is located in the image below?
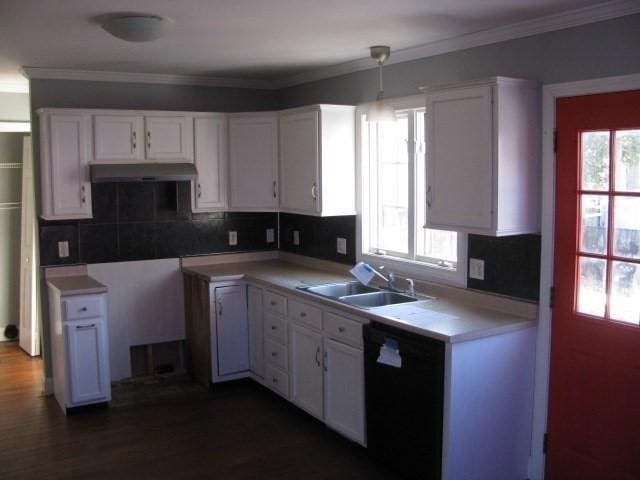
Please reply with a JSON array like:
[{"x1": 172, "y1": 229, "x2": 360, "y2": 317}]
[{"x1": 90, "y1": 163, "x2": 198, "y2": 183}]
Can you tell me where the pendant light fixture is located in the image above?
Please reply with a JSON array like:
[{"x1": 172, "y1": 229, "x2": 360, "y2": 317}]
[{"x1": 366, "y1": 45, "x2": 396, "y2": 123}]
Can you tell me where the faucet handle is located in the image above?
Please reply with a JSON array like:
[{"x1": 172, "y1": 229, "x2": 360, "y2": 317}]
[{"x1": 406, "y1": 278, "x2": 416, "y2": 296}]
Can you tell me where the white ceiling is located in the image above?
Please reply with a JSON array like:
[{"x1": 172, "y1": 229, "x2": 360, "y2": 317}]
[{"x1": 0, "y1": 0, "x2": 632, "y2": 90}]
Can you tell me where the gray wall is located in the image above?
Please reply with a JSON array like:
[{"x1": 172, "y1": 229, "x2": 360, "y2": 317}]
[
  {"x1": 278, "y1": 14, "x2": 640, "y2": 107},
  {"x1": 0, "y1": 92, "x2": 30, "y2": 121},
  {"x1": 0, "y1": 133, "x2": 24, "y2": 341}
]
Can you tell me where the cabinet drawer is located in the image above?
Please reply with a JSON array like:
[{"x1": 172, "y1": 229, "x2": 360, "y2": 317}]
[
  {"x1": 265, "y1": 364, "x2": 289, "y2": 398},
  {"x1": 263, "y1": 291, "x2": 287, "y2": 315},
  {"x1": 64, "y1": 296, "x2": 103, "y2": 320},
  {"x1": 289, "y1": 299, "x2": 322, "y2": 330},
  {"x1": 264, "y1": 338, "x2": 288, "y2": 371},
  {"x1": 324, "y1": 312, "x2": 363, "y2": 347},
  {"x1": 264, "y1": 312, "x2": 287, "y2": 344}
]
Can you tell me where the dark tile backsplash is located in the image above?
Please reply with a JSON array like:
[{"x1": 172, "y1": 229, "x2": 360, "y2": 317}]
[
  {"x1": 279, "y1": 213, "x2": 356, "y2": 265},
  {"x1": 467, "y1": 234, "x2": 541, "y2": 301},
  {"x1": 39, "y1": 182, "x2": 278, "y2": 266}
]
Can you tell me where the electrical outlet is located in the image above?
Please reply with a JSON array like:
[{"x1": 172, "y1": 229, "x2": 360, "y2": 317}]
[
  {"x1": 337, "y1": 237, "x2": 347, "y2": 255},
  {"x1": 228, "y1": 231, "x2": 238, "y2": 246},
  {"x1": 266, "y1": 228, "x2": 275, "y2": 243},
  {"x1": 58, "y1": 241, "x2": 69, "y2": 258},
  {"x1": 293, "y1": 230, "x2": 300, "y2": 246},
  {"x1": 469, "y1": 258, "x2": 485, "y2": 280}
]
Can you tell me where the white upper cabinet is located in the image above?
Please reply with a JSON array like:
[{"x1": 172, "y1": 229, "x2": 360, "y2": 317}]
[
  {"x1": 39, "y1": 111, "x2": 92, "y2": 220},
  {"x1": 228, "y1": 113, "x2": 279, "y2": 211},
  {"x1": 191, "y1": 115, "x2": 227, "y2": 212},
  {"x1": 93, "y1": 115, "x2": 143, "y2": 163},
  {"x1": 279, "y1": 105, "x2": 356, "y2": 216},
  {"x1": 92, "y1": 112, "x2": 194, "y2": 164},
  {"x1": 145, "y1": 115, "x2": 194, "y2": 162},
  {"x1": 424, "y1": 77, "x2": 539, "y2": 236}
]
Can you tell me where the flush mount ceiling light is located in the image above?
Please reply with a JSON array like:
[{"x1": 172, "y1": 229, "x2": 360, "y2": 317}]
[
  {"x1": 101, "y1": 14, "x2": 175, "y2": 42},
  {"x1": 366, "y1": 45, "x2": 396, "y2": 123}
]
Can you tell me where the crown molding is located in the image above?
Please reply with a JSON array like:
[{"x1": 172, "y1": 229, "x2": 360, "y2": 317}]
[
  {"x1": 21, "y1": 67, "x2": 277, "y2": 90},
  {"x1": 273, "y1": 0, "x2": 640, "y2": 88}
]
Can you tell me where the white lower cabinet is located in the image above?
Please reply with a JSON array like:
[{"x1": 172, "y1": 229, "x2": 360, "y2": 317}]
[
  {"x1": 65, "y1": 319, "x2": 111, "y2": 405},
  {"x1": 213, "y1": 284, "x2": 249, "y2": 378},
  {"x1": 48, "y1": 290, "x2": 111, "y2": 414},
  {"x1": 289, "y1": 322, "x2": 324, "y2": 420},
  {"x1": 247, "y1": 285, "x2": 264, "y2": 378},
  {"x1": 324, "y1": 338, "x2": 365, "y2": 444}
]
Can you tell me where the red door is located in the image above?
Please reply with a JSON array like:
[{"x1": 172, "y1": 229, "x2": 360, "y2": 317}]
[{"x1": 547, "y1": 90, "x2": 640, "y2": 479}]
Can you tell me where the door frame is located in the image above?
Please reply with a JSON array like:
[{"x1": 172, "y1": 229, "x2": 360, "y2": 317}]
[{"x1": 531, "y1": 72, "x2": 640, "y2": 480}]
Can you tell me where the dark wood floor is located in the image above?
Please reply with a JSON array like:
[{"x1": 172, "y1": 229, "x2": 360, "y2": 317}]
[{"x1": 0, "y1": 342, "x2": 400, "y2": 479}]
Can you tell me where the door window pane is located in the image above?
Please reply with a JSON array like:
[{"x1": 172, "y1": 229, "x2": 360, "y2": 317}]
[
  {"x1": 614, "y1": 130, "x2": 640, "y2": 192},
  {"x1": 613, "y1": 196, "x2": 640, "y2": 259},
  {"x1": 580, "y1": 195, "x2": 609, "y2": 254},
  {"x1": 610, "y1": 261, "x2": 640, "y2": 324},
  {"x1": 581, "y1": 131, "x2": 610, "y2": 191},
  {"x1": 577, "y1": 257, "x2": 607, "y2": 317}
]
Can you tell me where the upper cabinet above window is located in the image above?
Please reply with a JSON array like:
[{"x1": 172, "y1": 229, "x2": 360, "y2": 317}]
[
  {"x1": 423, "y1": 77, "x2": 540, "y2": 236},
  {"x1": 92, "y1": 113, "x2": 194, "y2": 164}
]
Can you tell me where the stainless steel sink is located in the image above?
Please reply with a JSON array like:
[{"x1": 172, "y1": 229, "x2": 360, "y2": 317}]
[
  {"x1": 339, "y1": 291, "x2": 419, "y2": 308},
  {"x1": 299, "y1": 282, "x2": 379, "y2": 299}
]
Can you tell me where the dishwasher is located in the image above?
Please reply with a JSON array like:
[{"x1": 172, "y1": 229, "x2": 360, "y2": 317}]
[{"x1": 363, "y1": 321, "x2": 445, "y2": 480}]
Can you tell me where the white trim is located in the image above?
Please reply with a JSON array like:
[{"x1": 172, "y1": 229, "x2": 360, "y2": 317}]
[
  {"x1": 21, "y1": 67, "x2": 277, "y2": 90},
  {"x1": 0, "y1": 81, "x2": 29, "y2": 93},
  {"x1": 0, "y1": 121, "x2": 31, "y2": 132},
  {"x1": 274, "y1": 0, "x2": 640, "y2": 88},
  {"x1": 531, "y1": 72, "x2": 640, "y2": 480}
]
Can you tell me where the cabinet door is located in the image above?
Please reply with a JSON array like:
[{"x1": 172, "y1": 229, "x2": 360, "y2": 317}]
[
  {"x1": 279, "y1": 111, "x2": 320, "y2": 214},
  {"x1": 426, "y1": 85, "x2": 493, "y2": 231},
  {"x1": 65, "y1": 319, "x2": 110, "y2": 405},
  {"x1": 214, "y1": 285, "x2": 249, "y2": 377},
  {"x1": 145, "y1": 115, "x2": 194, "y2": 162},
  {"x1": 247, "y1": 285, "x2": 264, "y2": 378},
  {"x1": 229, "y1": 115, "x2": 279, "y2": 210},
  {"x1": 93, "y1": 114, "x2": 143, "y2": 163},
  {"x1": 192, "y1": 116, "x2": 227, "y2": 211},
  {"x1": 289, "y1": 322, "x2": 323, "y2": 419},
  {"x1": 324, "y1": 338, "x2": 365, "y2": 444},
  {"x1": 42, "y1": 113, "x2": 92, "y2": 219}
]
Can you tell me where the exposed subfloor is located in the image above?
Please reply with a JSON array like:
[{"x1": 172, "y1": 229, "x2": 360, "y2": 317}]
[{"x1": 0, "y1": 342, "x2": 400, "y2": 479}]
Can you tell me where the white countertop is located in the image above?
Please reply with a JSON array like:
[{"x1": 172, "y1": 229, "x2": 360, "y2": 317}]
[
  {"x1": 46, "y1": 275, "x2": 108, "y2": 296},
  {"x1": 181, "y1": 259, "x2": 536, "y2": 343}
]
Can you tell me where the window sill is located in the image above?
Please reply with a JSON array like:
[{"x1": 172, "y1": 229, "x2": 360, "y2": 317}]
[{"x1": 360, "y1": 252, "x2": 467, "y2": 288}]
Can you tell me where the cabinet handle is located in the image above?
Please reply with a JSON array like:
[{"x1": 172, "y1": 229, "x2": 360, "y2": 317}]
[
  {"x1": 323, "y1": 351, "x2": 328, "y2": 372},
  {"x1": 299, "y1": 312, "x2": 307, "y2": 318},
  {"x1": 271, "y1": 325, "x2": 277, "y2": 330},
  {"x1": 197, "y1": 183, "x2": 202, "y2": 198},
  {"x1": 79, "y1": 307, "x2": 88, "y2": 312},
  {"x1": 75, "y1": 324, "x2": 95, "y2": 330},
  {"x1": 270, "y1": 301, "x2": 277, "y2": 306},
  {"x1": 218, "y1": 303, "x2": 223, "y2": 316},
  {"x1": 132, "y1": 131, "x2": 137, "y2": 150},
  {"x1": 81, "y1": 195, "x2": 86, "y2": 204},
  {"x1": 272, "y1": 377, "x2": 278, "y2": 384},
  {"x1": 311, "y1": 183, "x2": 317, "y2": 200},
  {"x1": 147, "y1": 130, "x2": 151, "y2": 149},
  {"x1": 80, "y1": 185, "x2": 86, "y2": 204},
  {"x1": 338, "y1": 326, "x2": 345, "y2": 333},
  {"x1": 315, "y1": 346, "x2": 321, "y2": 367},
  {"x1": 426, "y1": 185, "x2": 432, "y2": 209},
  {"x1": 272, "y1": 181, "x2": 277, "y2": 199},
  {"x1": 271, "y1": 351, "x2": 277, "y2": 357}
]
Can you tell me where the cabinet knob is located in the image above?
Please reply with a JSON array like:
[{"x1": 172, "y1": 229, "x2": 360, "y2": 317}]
[
  {"x1": 338, "y1": 327, "x2": 345, "y2": 333},
  {"x1": 300, "y1": 312, "x2": 307, "y2": 318},
  {"x1": 270, "y1": 301, "x2": 277, "y2": 306},
  {"x1": 311, "y1": 183, "x2": 317, "y2": 200},
  {"x1": 271, "y1": 351, "x2": 277, "y2": 357},
  {"x1": 271, "y1": 325, "x2": 277, "y2": 330},
  {"x1": 272, "y1": 377, "x2": 278, "y2": 384}
]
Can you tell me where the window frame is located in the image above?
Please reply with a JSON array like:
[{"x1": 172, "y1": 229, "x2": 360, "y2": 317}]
[{"x1": 356, "y1": 94, "x2": 468, "y2": 287}]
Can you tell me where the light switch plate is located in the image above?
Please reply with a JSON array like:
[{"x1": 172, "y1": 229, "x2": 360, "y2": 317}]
[
  {"x1": 293, "y1": 230, "x2": 300, "y2": 246},
  {"x1": 228, "y1": 231, "x2": 238, "y2": 246},
  {"x1": 469, "y1": 258, "x2": 485, "y2": 280},
  {"x1": 337, "y1": 237, "x2": 347, "y2": 255},
  {"x1": 58, "y1": 241, "x2": 69, "y2": 258},
  {"x1": 266, "y1": 228, "x2": 275, "y2": 243}
]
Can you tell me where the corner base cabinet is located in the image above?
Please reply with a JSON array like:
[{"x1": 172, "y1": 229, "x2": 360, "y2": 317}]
[
  {"x1": 424, "y1": 77, "x2": 540, "y2": 236},
  {"x1": 48, "y1": 290, "x2": 111, "y2": 414}
]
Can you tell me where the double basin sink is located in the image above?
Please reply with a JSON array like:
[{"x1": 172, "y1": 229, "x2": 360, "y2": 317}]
[{"x1": 298, "y1": 281, "x2": 421, "y2": 309}]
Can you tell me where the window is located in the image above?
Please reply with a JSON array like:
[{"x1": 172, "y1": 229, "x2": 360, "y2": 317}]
[
  {"x1": 359, "y1": 96, "x2": 466, "y2": 285},
  {"x1": 577, "y1": 129, "x2": 640, "y2": 325}
]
